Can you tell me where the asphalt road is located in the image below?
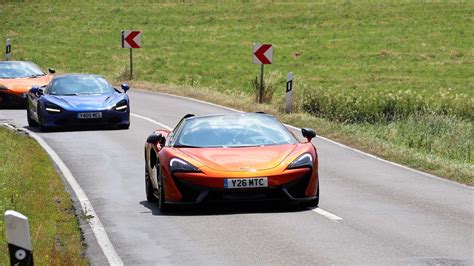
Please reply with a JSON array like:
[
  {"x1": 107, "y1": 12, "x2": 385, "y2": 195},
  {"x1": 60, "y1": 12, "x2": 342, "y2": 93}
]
[{"x1": 1, "y1": 90, "x2": 473, "y2": 265}]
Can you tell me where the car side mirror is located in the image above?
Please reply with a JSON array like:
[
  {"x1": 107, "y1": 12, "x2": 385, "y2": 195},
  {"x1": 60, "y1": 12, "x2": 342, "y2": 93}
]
[
  {"x1": 29, "y1": 86, "x2": 39, "y2": 94},
  {"x1": 147, "y1": 134, "x2": 164, "y2": 146},
  {"x1": 48, "y1": 68, "x2": 56, "y2": 74},
  {"x1": 30, "y1": 86, "x2": 44, "y2": 97},
  {"x1": 121, "y1": 83, "x2": 129, "y2": 93},
  {"x1": 301, "y1": 128, "x2": 316, "y2": 142}
]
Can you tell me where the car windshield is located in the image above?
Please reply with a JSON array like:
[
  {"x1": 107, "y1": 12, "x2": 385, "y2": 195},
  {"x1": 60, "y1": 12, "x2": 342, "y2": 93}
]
[
  {"x1": 0, "y1": 61, "x2": 45, "y2": 78},
  {"x1": 49, "y1": 76, "x2": 114, "y2": 96},
  {"x1": 173, "y1": 114, "x2": 297, "y2": 148}
]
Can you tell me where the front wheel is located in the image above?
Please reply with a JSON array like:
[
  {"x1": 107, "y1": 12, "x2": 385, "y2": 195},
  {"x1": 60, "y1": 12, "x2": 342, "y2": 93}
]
[
  {"x1": 26, "y1": 106, "x2": 38, "y2": 127},
  {"x1": 117, "y1": 123, "x2": 130, "y2": 130},
  {"x1": 145, "y1": 168, "x2": 156, "y2": 202},
  {"x1": 37, "y1": 111, "x2": 49, "y2": 132},
  {"x1": 155, "y1": 163, "x2": 171, "y2": 213}
]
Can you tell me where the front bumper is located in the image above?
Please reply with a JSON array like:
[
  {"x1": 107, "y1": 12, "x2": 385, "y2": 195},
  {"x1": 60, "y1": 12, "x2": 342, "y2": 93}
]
[
  {"x1": 165, "y1": 168, "x2": 318, "y2": 205},
  {"x1": 41, "y1": 108, "x2": 130, "y2": 128}
]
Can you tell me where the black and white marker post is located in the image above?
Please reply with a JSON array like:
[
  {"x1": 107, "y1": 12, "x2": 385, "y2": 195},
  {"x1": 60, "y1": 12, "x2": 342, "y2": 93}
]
[
  {"x1": 5, "y1": 210, "x2": 34, "y2": 266},
  {"x1": 285, "y1": 72, "x2": 293, "y2": 113},
  {"x1": 6, "y1": 38, "x2": 11, "y2": 61}
]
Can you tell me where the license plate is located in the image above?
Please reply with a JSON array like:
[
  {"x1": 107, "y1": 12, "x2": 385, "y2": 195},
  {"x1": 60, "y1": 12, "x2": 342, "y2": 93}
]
[
  {"x1": 224, "y1": 177, "x2": 268, "y2": 189},
  {"x1": 78, "y1": 112, "x2": 102, "y2": 119}
]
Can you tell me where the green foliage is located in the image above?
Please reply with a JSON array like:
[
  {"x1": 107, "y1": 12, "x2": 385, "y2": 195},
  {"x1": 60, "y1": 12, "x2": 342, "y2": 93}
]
[
  {"x1": 372, "y1": 114, "x2": 473, "y2": 164},
  {"x1": 303, "y1": 87, "x2": 473, "y2": 123},
  {"x1": 251, "y1": 70, "x2": 281, "y2": 103},
  {"x1": 0, "y1": 1, "x2": 472, "y2": 95}
]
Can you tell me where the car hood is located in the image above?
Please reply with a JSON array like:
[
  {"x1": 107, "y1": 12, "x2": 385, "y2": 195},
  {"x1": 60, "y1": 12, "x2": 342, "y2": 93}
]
[
  {"x1": 179, "y1": 144, "x2": 297, "y2": 172},
  {"x1": 48, "y1": 93, "x2": 124, "y2": 110},
  {"x1": 0, "y1": 75, "x2": 51, "y2": 93}
]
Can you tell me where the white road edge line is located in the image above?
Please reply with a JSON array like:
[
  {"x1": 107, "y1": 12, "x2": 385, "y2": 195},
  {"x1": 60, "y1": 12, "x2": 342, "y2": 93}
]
[
  {"x1": 312, "y1": 208, "x2": 343, "y2": 222},
  {"x1": 2, "y1": 123, "x2": 124, "y2": 266},
  {"x1": 133, "y1": 88, "x2": 472, "y2": 189},
  {"x1": 130, "y1": 113, "x2": 172, "y2": 130},
  {"x1": 130, "y1": 112, "x2": 343, "y2": 222}
]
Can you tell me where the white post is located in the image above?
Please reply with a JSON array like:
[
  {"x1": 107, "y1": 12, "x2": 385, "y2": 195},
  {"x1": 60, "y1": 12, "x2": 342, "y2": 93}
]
[
  {"x1": 5, "y1": 210, "x2": 34, "y2": 266},
  {"x1": 285, "y1": 72, "x2": 293, "y2": 113},
  {"x1": 6, "y1": 38, "x2": 11, "y2": 61}
]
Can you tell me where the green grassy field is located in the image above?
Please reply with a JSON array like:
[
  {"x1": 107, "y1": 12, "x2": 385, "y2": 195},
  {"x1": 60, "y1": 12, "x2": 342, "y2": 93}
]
[
  {"x1": 1, "y1": 1, "x2": 472, "y2": 95},
  {"x1": 1, "y1": 1, "x2": 472, "y2": 183},
  {"x1": 0, "y1": 128, "x2": 87, "y2": 265}
]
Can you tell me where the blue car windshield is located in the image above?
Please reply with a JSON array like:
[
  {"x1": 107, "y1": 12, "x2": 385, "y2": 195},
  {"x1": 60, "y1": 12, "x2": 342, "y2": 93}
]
[
  {"x1": 0, "y1": 62, "x2": 45, "y2": 78},
  {"x1": 173, "y1": 114, "x2": 297, "y2": 148},
  {"x1": 49, "y1": 76, "x2": 114, "y2": 96}
]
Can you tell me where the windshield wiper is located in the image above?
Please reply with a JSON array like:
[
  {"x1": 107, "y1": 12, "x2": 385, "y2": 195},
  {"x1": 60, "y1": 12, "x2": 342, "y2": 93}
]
[
  {"x1": 226, "y1": 145, "x2": 260, "y2": 148},
  {"x1": 27, "y1": 74, "x2": 46, "y2": 78},
  {"x1": 173, "y1": 145, "x2": 202, "y2": 148},
  {"x1": 58, "y1": 93, "x2": 78, "y2": 96}
]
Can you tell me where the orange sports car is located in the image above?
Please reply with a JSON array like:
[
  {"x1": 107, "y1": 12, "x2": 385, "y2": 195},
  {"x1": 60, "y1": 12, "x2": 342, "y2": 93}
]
[
  {"x1": 144, "y1": 113, "x2": 319, "y2": 212},
  {"x1": 0, "y1": 61, "x2": 54, "y2": 108}
]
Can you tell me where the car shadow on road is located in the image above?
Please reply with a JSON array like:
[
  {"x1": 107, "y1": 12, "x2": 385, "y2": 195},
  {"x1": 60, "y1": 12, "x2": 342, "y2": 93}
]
[{"x1": 139, "y1": 200, "x2": 308, "y2": 216}]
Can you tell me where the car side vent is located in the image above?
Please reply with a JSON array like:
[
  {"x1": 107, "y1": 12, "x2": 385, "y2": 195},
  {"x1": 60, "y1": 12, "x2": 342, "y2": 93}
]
[
  {"x1": 255, "y1": 111, "x2": 266, "y2": 114},
  {"x1": 183, "y1": 114, "x2": 195, "y2": 119}
]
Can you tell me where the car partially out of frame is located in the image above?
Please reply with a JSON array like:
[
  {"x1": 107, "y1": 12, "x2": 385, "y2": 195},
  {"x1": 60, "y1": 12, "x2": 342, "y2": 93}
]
[{"x1": 0, "y1": 61, "x2": 55, "y2": 108}]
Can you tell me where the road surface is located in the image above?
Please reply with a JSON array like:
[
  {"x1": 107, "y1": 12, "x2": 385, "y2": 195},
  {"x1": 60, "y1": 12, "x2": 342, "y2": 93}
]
[{"x1": 1, "y1": 90, "x2": 473, "y2": 265}]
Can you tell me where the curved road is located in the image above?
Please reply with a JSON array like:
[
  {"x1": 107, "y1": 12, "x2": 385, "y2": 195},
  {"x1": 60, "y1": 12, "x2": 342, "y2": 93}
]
[{"x1": 1, "y1": 90, "x2": 473, "y2": 265}]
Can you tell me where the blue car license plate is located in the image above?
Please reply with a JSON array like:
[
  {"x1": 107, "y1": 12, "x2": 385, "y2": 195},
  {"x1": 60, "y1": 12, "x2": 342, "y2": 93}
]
[{"x1": 78, "y1": 112, "x2": 102, "y2": 119}]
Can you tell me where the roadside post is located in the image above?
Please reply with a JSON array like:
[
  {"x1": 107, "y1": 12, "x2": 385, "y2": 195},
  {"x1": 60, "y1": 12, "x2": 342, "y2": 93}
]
[
  {"x1": 253, "y1": 43, "x2": 273, "y2": 103},
  {"x1": 285, "y1": 72, "x2": 293, "y2": 113},
  {"x1": 4, "y1": 210, "x2": 34, "y2": 266},
  {"x1": 121, "y1": 30, "x2": 142, "y2": 79},
  {"x1": 6, "y1": 38, "x2": 11, "y2": 61}
]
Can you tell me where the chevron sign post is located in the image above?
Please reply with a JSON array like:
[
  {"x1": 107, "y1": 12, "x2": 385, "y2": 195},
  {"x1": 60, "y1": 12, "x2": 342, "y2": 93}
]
[
  {"x1": 121, "y1": 30, "x2": 142, "y2": 79},
  {"x1": 253, "y1": 43, "x2": 273, "y2": 103}
]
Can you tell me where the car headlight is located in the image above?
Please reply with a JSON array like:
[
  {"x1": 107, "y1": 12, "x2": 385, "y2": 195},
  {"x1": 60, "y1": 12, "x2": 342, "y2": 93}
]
[
  {"x1": 287, "y1": 153, "x2": 313, "y2": 169},
  {"x1": 114, "y1": 100, "x2": 128, "y2": 111},
  {"x1": 169, "y1": 158, "x2": 200, "y2": 173},
  {"x1": 44, "y1": 102, "x2": 62, "y2": 113}
]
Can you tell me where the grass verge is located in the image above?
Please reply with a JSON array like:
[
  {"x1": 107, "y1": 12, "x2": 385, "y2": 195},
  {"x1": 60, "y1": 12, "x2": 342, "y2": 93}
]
[
  {"x1": 0, "y1": 127, "x2": 87, "y2": 265},
  {"x1": 128, "y1": 81, "x2": 473, "y2": 186}
]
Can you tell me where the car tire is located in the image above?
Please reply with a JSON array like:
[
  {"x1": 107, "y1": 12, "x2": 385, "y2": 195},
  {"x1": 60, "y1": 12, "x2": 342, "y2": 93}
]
[
  {"x1": 118, "y1": 123, "x2": 130, "y2": 130},
  {"x1": 26, "y1": 106, "x2": 38, "y2": 127},
  {"x1": 155, "y1": 163, "x2": 171, "y2": 213},
  {"x1": 37, "y1": 111, "x2": 48, "y2": 132},
  {"x1": 145, "y1": 167, "x2": 157, "y2": 202}
]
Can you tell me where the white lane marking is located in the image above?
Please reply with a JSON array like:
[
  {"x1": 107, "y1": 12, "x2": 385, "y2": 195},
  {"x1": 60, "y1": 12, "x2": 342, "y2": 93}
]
[
  {"x1": 130, "y1": 112, "x2": 343, "y2": 222},
  {"x1": 312, "y1": 208, "x2": 343, "y2": 222},
  {"x1": 133, "y1": 89, "x2": 471, "y2": 189},
  {"x1": 2, "y1": 123, "x2": 124, "y2": 265},
  {"x1": 131, "y1": 113, "x2": 172, "y2": 130}
]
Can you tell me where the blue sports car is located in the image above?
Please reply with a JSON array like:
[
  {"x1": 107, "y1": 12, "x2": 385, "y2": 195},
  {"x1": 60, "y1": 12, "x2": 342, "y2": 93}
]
[{"x1": 27, "y1": 74, "x2": 130, "y2": 131}]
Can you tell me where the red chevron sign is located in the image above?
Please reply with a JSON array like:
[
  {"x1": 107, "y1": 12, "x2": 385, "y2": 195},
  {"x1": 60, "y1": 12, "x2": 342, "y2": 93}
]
[
  {"x1": 253, "y1": 43, "x2": 273, "y2": 64},
  {"x1": 122, "y1": 31, "x2": 142, "y2": 48}
]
